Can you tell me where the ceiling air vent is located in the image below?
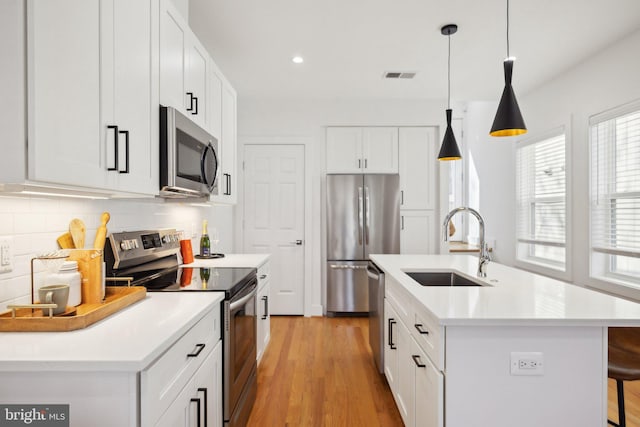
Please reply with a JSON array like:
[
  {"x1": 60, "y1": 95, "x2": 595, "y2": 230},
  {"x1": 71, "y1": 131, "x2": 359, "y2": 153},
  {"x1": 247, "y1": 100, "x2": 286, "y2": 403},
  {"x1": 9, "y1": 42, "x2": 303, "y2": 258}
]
[{"x1": 383, "y1": 71, "x2": 417, "y2": 79}]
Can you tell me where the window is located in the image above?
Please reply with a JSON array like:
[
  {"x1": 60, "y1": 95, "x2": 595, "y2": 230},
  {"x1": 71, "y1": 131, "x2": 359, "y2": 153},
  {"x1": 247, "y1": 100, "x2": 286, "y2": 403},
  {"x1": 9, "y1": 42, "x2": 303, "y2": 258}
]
[
  {"x1": 590, "y1": 104, "x2": 640, "y2": 286},
  {"x1": 516, "y1": 132, "x2": 566, "y2": 270}
]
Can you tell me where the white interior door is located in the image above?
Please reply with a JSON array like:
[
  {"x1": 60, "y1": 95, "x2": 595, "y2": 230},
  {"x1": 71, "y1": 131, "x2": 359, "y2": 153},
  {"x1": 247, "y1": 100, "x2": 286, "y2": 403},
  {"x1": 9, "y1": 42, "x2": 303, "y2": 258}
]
[{"x1": 243, "y1": 144, "x2": 305, "y2": 315}]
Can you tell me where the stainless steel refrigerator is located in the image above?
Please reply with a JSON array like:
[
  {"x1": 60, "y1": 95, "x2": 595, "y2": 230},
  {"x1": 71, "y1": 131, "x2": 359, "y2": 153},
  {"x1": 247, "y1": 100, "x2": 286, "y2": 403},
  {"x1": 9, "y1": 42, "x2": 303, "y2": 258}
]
[{"x1": 326, "y1": 174, "x2": 400, "y2": 315}]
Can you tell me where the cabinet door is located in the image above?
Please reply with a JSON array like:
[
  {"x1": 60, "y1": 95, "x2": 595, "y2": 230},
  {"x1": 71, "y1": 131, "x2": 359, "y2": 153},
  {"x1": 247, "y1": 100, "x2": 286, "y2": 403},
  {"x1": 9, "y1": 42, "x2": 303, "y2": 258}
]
[
  {"x1": 399, "y1": 127, "x2": 437, "y2": 209},
  {"x1": 384, "y1": 300, "x2": 399, "y2": 392},
  {"x1": 362, "y1": 127, "x2": 399, "y2": 173},
  {"x1": 413, "y1": 338, "x2": 444, "y2": 427},
  {"x1": 155, "y1": 345, "x2": 219, "y2": 427},
  {"x1": 27, "y1": 0, "x2": 106, "y2": 188},
  {"x1": 400, "y1": 210, "x2": 436, "y2": 254},
  {"x1": 396, "y1": 318, "x2": 414, "y2": 427},
  {"x1": 208, "y1": 67, "x2": 223, "y2": 139},
  {"x1": 159, "y1": 0, "x2": 187, "y2": 111},
  {"x1": 185, "y1": 36, "x2": 208, "y2": 129},
  {"x1": 257, "y1": 281, "x2": 270, "y2": 363},
  {"x1": 103, "y1": 0, "x2": 156, "y2": 194},
  {"x1": 216, "y1": 82, "x2": 237, "y2": 204},
  {"x1": 326, "y1": 127, "x2": 363, "y2": 173}
]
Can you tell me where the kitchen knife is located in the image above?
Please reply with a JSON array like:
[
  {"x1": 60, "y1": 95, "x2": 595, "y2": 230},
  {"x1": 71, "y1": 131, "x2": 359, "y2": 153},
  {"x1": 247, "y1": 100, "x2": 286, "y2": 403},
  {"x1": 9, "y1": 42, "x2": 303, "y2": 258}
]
[
  {"x1": 93, "y1": 212, "x2": 111, "y2": 250},
  {"x1": 69, "y1": 218, "x2": 86, "y2": 249}
]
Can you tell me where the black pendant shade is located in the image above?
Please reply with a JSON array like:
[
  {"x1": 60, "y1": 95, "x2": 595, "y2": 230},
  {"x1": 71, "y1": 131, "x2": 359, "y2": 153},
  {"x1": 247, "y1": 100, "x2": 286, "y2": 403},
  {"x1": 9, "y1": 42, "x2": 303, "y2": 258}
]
[
  {"x1": 490, "y1": 60, "x2": 527, "y2": 136},
  {"x1": 438, "y1": 109, "x2": 461, "y2": 160}
]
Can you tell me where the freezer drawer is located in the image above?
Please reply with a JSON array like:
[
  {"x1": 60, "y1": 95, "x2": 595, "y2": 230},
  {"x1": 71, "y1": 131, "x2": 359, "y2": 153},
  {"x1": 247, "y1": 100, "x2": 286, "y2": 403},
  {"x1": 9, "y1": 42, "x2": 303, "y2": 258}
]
[{"x1": 326, "y1": 261, "x2": 369, "y2": 314}]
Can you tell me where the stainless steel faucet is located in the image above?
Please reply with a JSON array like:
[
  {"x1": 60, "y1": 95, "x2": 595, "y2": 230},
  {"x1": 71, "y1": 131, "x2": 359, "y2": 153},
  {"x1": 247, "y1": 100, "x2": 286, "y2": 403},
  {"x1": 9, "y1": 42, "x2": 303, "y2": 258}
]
[{"x1": 443, "y1": 207, "x2": 490, "y2": 277}]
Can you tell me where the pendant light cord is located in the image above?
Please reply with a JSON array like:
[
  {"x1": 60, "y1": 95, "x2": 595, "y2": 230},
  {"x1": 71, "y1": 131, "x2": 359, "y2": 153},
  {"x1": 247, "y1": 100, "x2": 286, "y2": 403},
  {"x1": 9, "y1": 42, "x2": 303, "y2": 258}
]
[
  {"x1": 506, "y1": 0, "x2": 510, "y2": 58},
  {"x1": 447, "y1": 32, "x2": 451, "y2": 109}
]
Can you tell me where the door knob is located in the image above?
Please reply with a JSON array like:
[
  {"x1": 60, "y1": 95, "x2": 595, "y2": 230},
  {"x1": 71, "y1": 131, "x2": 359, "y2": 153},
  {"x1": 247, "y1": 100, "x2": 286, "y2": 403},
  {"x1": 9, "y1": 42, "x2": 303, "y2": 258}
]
[{"x1": 290, "y1": 240, "x2": 303, "y2": 245}]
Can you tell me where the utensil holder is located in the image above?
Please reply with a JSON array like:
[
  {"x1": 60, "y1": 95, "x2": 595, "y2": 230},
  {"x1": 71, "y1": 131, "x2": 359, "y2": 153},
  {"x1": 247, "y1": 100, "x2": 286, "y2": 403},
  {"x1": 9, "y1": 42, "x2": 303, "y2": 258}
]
[{"x1": 67, "y1": 249, "x2": 104, "y2": 304}]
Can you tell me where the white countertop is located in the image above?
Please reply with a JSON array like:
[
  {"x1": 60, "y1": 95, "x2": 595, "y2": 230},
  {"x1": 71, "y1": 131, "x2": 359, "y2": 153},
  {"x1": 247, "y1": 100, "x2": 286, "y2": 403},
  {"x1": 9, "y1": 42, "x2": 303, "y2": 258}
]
[
  {"x1": 186, "y1": 253, "x2": 269, "y2": 269},
  {"x1": 0, "y1": 292, "x2": 224, "y2": 372},
  {"x1": 370, "y1": 254, "x2": 640, "y2": 326}
]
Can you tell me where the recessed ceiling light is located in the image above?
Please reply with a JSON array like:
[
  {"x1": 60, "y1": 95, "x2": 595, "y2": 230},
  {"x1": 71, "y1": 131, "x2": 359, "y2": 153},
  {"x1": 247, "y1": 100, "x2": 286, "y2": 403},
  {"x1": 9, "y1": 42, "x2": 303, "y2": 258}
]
[{"x1": 292, "y1": 56, "x2": 304, "y2": 64}]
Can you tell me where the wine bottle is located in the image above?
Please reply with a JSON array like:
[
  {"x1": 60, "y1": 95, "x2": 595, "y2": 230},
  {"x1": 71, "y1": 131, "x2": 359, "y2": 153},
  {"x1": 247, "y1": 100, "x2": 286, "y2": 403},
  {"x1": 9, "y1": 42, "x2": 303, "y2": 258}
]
[{"x1": 200, "y1": 220, "x2": 211, "y2": 257}]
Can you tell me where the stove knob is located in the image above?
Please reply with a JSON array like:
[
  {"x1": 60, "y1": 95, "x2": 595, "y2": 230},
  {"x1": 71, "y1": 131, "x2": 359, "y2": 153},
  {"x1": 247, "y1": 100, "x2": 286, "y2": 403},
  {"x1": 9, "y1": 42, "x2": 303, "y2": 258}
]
[
  {"x1": 132, "y1": 239, "x2": 139, "y2": 249},
  {"x1": 120, "y1": 240, "x2": 129, "y2": 251},
  {"x1": 162, "y1": 235, "x2": 170, "y2": 244}
]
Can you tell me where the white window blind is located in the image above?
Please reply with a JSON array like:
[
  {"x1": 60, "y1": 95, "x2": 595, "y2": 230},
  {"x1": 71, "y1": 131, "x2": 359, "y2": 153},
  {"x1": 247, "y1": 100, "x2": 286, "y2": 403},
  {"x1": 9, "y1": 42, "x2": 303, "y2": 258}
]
[
  {"x1": 590, "y1": 105, "x2": 640, "y2": 283},
  {"x1": 516, "y1": 133, "x2": 566, "y2": 269}
]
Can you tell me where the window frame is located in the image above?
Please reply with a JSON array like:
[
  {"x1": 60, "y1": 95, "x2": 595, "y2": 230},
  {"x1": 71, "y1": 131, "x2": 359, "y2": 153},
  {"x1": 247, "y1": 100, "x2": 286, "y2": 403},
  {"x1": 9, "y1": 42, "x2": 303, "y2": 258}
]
[
  {"x1": 514, "y1": 125, "x2": 572, "y2": 281},
  {"x1": 589, "y1": 101, "x2": 640, "y2": 289}
]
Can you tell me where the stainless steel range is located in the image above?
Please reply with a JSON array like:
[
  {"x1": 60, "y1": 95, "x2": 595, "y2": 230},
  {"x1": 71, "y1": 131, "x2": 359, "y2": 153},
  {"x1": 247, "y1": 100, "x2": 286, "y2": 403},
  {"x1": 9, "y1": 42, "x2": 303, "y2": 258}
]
[{"x1": 104, "y1": 229, "x2": 257, "y2": 427}]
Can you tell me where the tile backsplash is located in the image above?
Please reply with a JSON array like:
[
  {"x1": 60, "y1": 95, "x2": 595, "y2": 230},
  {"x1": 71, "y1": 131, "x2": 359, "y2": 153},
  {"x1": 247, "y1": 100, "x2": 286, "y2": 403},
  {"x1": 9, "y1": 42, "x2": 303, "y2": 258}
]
[{"x1": 0, "y1": 195, "x2": 233, "y2": 313}]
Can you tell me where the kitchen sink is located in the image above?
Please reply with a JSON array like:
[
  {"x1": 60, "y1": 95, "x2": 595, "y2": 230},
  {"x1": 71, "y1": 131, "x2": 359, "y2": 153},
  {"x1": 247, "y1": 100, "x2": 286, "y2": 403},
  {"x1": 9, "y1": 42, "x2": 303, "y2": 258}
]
[{"x1": 405, "y1": 271, "x2": 484, "y2": 287}]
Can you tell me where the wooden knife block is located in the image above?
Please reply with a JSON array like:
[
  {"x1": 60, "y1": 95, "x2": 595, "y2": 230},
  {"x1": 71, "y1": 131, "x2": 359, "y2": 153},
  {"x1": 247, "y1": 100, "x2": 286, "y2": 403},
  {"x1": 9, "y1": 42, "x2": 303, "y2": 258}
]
[{"x1": 67, "y1": 249, "x2": 104, "y2": 304}]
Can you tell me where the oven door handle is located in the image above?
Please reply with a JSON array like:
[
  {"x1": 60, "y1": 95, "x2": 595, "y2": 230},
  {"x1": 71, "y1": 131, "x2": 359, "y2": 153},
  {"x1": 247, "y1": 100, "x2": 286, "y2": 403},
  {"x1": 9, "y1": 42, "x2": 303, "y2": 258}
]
[{"x1": 229, "y1": 284, "x2": 258, "y2": 311}]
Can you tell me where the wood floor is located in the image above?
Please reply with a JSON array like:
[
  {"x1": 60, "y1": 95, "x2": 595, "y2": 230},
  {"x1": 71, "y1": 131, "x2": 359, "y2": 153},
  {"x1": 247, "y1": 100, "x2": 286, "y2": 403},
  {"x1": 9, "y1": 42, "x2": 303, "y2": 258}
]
[
  {"x1": 247, "y1": 316, "x2": 402, "y2": 426},
  {"x1": 249, "y1": 316, "x2": 640, "y2": 426}
]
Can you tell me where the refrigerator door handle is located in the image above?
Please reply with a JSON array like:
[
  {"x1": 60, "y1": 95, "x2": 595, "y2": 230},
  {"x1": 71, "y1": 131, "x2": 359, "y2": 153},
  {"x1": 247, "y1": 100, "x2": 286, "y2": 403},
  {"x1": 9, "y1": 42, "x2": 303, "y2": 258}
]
[
  {"x1": 365, "y1": 186, "x2": 370, "y2": 246},
  {"x1": 358, "y1": 186, "x2": 364, "y2": 245}
]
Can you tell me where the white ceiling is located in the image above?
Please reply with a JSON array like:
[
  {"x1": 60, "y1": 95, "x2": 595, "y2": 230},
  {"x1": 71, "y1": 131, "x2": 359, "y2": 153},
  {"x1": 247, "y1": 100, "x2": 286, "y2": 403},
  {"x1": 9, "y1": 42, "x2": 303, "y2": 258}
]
[{"x1": 189, "y1": 0, "x2": 640, "y2": 101}]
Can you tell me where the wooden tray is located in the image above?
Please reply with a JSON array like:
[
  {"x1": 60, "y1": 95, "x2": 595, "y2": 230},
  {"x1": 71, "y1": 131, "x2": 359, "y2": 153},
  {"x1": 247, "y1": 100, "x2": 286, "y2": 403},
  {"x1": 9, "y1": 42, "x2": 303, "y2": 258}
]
[{"x1": 0, "y1": 286, "x2": 147, "y2": 332}]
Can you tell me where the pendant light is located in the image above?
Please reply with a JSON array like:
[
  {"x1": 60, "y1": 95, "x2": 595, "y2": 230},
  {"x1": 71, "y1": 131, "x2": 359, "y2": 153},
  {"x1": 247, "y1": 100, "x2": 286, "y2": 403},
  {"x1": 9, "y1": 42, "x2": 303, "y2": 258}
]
[
  {"x1": 438, "y1": 24, "x2": 462, "y2": 161},
  {"x1": 490, "y1": 0, "x2": 527, "y2": 137}
]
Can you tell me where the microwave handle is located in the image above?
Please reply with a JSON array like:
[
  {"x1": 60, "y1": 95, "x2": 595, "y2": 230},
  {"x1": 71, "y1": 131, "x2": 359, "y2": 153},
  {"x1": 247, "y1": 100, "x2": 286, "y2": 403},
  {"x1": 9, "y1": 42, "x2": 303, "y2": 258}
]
[{"x1": 201, "y1": 143, "x2": 218, "y2": 192}]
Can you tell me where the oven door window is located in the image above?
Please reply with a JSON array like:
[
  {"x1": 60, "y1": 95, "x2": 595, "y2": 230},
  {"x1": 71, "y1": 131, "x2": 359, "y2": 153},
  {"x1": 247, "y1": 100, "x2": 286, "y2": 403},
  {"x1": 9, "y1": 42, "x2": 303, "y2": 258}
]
[{"x1": 176, "y1": 128, "x2": 205, "y2": 184}]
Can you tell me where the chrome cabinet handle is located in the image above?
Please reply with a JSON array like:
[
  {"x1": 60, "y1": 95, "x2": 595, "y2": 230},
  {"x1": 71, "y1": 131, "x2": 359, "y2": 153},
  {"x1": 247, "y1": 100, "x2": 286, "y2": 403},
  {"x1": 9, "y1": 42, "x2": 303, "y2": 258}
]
[
  {"x1": 107, "y1": 125, "x2": 119, "y2": 171},
  {"x1": 187, "y1": 343, "x2": 206, "y2": 357},
  {"x1": 401, "y1": 190, "x2": 404, "y2": 205},
  {"x1": 412, "y1": 355, "x2": 426, "y2": 368},
  {"x1": 290, "y1": 240, "x2": 303, "y2": 245},
  {"x1": 261, "y1": 295, "x2": 269, "y2": 319},
  {"x1": 388, "y1": 318, "x2": 397, "y2": 350},
  {"x1": 414, "y1": 323, "x2": 429, "y2": 335},
  {"x1": 364, "y1": 158, "x2": 368, "y2": 168}
]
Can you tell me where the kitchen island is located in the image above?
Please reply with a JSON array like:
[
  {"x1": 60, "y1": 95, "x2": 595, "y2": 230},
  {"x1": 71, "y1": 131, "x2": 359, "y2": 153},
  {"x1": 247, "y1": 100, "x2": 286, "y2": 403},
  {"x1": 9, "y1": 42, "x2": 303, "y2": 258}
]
[
  {"x1": 370, "y1": 254, "x2": 640, "y2": 427},
  {"x1": 0, "y1": 292, "x2": 224, "y2": 427}
]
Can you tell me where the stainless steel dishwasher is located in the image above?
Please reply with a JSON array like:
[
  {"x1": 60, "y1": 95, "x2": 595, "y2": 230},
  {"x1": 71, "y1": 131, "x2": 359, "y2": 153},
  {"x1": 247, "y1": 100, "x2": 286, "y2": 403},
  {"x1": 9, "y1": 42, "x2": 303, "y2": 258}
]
[{"x1": 367, "y1": 261, "x2": 385, "y2": 374}]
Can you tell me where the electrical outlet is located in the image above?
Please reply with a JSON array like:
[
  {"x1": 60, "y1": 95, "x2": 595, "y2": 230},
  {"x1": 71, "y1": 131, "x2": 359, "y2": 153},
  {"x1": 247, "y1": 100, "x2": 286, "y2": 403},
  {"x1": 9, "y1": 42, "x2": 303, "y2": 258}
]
[
  {"x1": 511, "y1": 352, "x2": 544, "y2": 376},
  {"x1": 0, "y1": 236, "x2": 14, "y2": 273}
]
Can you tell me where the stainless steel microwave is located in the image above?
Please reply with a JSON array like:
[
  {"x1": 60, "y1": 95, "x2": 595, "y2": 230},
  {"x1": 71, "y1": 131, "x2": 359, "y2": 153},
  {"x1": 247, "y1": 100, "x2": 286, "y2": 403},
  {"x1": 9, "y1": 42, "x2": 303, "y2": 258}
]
[{"x1": 159, "y1": 105, "x2": 218, "y2": 198}]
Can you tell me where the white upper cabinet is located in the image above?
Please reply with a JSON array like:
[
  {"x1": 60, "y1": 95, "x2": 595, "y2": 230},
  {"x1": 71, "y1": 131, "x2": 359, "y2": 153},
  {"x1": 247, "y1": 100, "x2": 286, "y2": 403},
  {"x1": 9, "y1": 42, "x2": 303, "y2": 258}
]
[
  {"x1": 400, "y1": 210, "x2": 436, "y2": 254},
  {"x1": 218, "y1": 82, "x2": 237, "y2": 204},
  {"x1": 27, "y1": 0, "x2": 104, "y2": 189},
  {"x1": 362, "y1": 127, "x2": 399, "y2": 173},
  {"x1": 27, "y1": 0, "x2": 157, "y2": 195},
  {"x1": 399, "y1": 127, "x2": 437, "y2": 210},
  {"x1": 160, "y1": 0, "x2": 209, "y2": 130},
  {"x1": 326, "y1": 127, "x2": 399, "y2": 174}
]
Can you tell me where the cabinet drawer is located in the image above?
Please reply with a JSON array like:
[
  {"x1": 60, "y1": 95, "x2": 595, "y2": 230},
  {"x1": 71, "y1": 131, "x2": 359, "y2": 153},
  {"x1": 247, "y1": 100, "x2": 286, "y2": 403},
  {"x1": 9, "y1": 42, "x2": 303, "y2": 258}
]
[
  {"x1": 257, "y1": 261, "x2": 270, "y2": 289},
  {"x1": 412, "y1": 304, "x2": 444, "y2": 371},
  {"x1": 385, "y1": 276, "x2": 413, "y2": 328},
  {"x1": 142, "y1": 308, "x2": 216, "y2": 426}
]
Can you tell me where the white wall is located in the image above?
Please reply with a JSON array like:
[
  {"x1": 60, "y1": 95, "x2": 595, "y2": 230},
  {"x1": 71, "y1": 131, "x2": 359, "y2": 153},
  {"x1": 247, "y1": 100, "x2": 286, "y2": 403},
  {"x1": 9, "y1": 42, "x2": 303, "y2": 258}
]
[
  {"x1": 236, "y1": 98, "x2": 461, "y2": 315},
  {"x1": 0, "y1": 196, "x2": 233, "y2": 313},
  {"x1": 473, "y1": 28, "x2": 640, "y2": 301}
]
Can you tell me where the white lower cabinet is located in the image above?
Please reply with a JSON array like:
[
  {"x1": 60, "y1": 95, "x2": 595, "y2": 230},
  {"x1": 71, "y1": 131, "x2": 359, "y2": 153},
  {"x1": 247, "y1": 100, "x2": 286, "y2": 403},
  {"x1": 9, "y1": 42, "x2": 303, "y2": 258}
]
[
  {"x1": 256, "y1": 261, "x2": 271, "y2": 363},
  {"x1": 156, "y1": 340, "x2": 222, "y2": 427},
  {"x1": 385, "y1": 279, "x2": 443, "y2": 427}
]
